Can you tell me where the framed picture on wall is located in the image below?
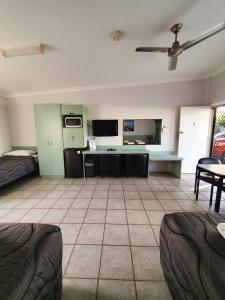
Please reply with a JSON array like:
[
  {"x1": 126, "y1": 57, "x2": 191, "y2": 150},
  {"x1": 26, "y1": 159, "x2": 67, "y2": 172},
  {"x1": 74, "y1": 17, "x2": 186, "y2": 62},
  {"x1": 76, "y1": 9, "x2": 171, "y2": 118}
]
[{"x1": 123, "y1": 119, "x2": 134, "y2": 132}]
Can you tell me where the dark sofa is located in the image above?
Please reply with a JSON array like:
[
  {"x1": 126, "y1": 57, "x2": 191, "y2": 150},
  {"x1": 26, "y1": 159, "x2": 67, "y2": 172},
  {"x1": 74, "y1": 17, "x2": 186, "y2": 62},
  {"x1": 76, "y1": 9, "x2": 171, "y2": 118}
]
[
  {"x1": 160, "y1": 212, "x2": 225, "y2": 300},
  {"x1": 0, "y1": 223, "x2": 62, "y2": 300}
]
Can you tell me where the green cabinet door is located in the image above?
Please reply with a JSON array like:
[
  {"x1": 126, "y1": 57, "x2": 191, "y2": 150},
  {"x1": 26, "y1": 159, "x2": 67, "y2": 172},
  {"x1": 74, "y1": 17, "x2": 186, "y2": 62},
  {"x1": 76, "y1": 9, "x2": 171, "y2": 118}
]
[
  {"x1": 63, "y1": 128, "x2": 74, "y2": 148},
  {"x1": 63, "y1": 128, "x2": 84, "y2": 148},
  {"x1": 47, "y1": 104, "x2": 65, "y2": 176},
  {"x1": 34, "y1": 105, "x2": 52, "y2": 176},
  {"x1": 61, "y1": 105, "x2": 83, "y2": 115},
  {"x1": 73, "y1": 128, "x2": 84, "y2": 148}
]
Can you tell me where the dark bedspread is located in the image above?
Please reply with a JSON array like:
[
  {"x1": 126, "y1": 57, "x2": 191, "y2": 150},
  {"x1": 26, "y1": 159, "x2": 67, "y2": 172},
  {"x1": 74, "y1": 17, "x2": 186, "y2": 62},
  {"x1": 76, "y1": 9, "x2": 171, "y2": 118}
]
[
  {"x1": 0, "y1": 223, "x2": 62, "y2": 300},
  {"x1": 0, "y1": 155, "x2": 36, "y2": 188},
  {"x1": 160, "y1": 212, "x2": 225, "y2": 300}
]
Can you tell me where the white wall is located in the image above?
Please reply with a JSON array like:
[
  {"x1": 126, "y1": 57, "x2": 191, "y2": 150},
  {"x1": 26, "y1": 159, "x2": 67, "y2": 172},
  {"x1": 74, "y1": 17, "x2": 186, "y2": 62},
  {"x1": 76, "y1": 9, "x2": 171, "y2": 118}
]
[
  {"x1": 0, "y1": 97, "x2": 11, "y2": 155},
  {"x1": 6, "y1": 79, "x2": 207, "y2": 152},
  {"x1": 207, "y1": 70, "x2": 225, "y2": 104}
]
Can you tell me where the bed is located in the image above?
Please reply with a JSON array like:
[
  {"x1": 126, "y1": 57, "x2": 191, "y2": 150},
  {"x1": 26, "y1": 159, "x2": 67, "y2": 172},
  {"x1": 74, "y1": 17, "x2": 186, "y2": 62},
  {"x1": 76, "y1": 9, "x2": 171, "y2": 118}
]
[
  {"x1": 0, "y1": 150, "x2": 38, "y2": 188},
  {"x1": 160, "y1": 212, "x2": 225, "y2": 300}
]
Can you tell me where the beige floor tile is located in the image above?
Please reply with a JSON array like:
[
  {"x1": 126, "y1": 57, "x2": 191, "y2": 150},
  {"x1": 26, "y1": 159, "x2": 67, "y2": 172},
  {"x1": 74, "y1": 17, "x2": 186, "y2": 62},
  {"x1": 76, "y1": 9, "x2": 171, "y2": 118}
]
[
  {"x1": 89, "y1": 198, "x2": 107, "y2": 209},
  {"x1": 77, "y1": 190, "x2": 94, "y2": 199},
  {"x1": 159, "y1": 200, "x2": 183, "y2": 211},
  {"x1": 154, "y1": 192, "x2": 172, "y2": 200},
  {"x1": 71, "y1": 198, "x2": 91, "y2": 209},
  {"x1": 53, "y1": 198, "x2": 74, "y2": 209},
  {"x1": 0, "y1": 208, "x2": 30, "y2": 222},
  {"x1": 45, "y1": 190, "x2": 65, "y2": 199},
  {"x1": 20, "y1": 208, "x2": 49, "y2": 223},
  {"x1": 109, "y1": 184, "x2": 123, "y2": 191},
  {"x1": 176, "y1": 200, "x2": 200, "y2": 211},
  {"x1": 84, "y1": 209, "x2": 106, "y2": 224},
  {"x1": 129, "y1": 225, "x2": 157, "y2": 246},
  {"x1": 124, "y1": 191, "x2": 140, "y2": 200},
  {"x1": 95, "y1": 184, "x2": 110, "y2": 191},
  {"x1": 35, "y1": 198, "x2": 58, "y2": 208},
  {"x1": 61, "y1": 191, "x2": 79, "y2": 199},
  {"x1": 60, "y1": 223, "x2": 81, "y2": 244},
  {"x1": 146, "y1": 211, "x2": 166, "y2": 225},
  {"x1": 104, "y1": 224, "x2": 129, "y2": 245},
  {"x1": 107, "y1": 199, "x2": 125, "y2": 210},
  {"x1": 17, "y1": 198, "x2": 42, "y2": 209},
  {"x1": 100, "y1": 246, "x2": 133, "y2": 280},
  {"x1": 136, "y1": 281, "x2": 172, "y2": 300},
  {"x1": 108, "y1": 191, "x2": 124, "y2": 199},
  {"x1": 0, "y1": 208, "x2": 11, "y2": 218},
  {"x1": 139, "y1": 191, "x2": 156, "y2": 200},
  {"x1": 123, "y1": 185, "x2": 137, "y2": 191},
  {"x1": 92, "y1": 191, "x2": 109, "y2": 199},
  {"x1": 132, "y1": 246, "x2": 164, "y2": 280},
  {"x1": 63, "y1": 209, "x2": 86, "y2": 223},
  {"x1": 127, "y1": 210, "x2": 149, "y2": 224},
  {"x1": 41, "y1": 208, "x2": 68, "y2": 223},
  {"x1": 66, "y1": 184, "x2": 83, "y2": 191},
  {"x1": 125, "y1": 200, "x2": 144, "y2": 210},
  {"x1": 98, "y1": 280, "x2": 136, "y2": 300},
  {"x1": 65, "y1": 245, "x2": 102, "y2": 278},
  {"x1": 169, "y1": 191, "x2": 190, "y2": 200},
  {"x1": 77, "y1": 223, "x2": 104, "y2": 244},
  {"x1": 62, "y1": 244, "x2": 74, "y2": 274},
  {"x1": 106, "y1": 210, "x2": 127, "y2": 224},
  {"x1": 62, "y1": 278, "x2": 97, "y2": 300},
  {"x1": 142, "y1": 200, "x2": 163, "y2": 210},
  {"x1": 152, "y1": 225, "x2": 160, "y2": 244},
  {"x1": 0, "y1": 198, "x2": 25, "y2": 209}
]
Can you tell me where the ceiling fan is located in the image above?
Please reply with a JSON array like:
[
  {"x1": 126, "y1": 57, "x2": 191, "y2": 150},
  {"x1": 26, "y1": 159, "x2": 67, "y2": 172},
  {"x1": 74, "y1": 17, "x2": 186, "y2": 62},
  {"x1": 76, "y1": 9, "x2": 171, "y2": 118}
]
[{"x1": 136, "y1": 22, "x2": 225, "y2": 71}]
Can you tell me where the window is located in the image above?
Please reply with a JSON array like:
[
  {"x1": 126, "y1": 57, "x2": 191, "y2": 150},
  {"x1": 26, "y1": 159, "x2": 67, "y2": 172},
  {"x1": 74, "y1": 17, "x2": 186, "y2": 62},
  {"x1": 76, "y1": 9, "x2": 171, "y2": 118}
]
[{"x1": 211, "y1": 106, "x2": 225, "y2": 162}]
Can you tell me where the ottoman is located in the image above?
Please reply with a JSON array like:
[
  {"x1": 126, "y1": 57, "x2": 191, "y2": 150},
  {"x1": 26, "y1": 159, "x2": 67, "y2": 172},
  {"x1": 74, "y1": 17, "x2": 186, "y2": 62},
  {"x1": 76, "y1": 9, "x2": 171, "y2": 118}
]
[
  {"x1": 0, "y1": 223, "x2": 62, "y2": 300},
  {"x1": 160, "y1": 212, "x2": 225, "y2": 300}
]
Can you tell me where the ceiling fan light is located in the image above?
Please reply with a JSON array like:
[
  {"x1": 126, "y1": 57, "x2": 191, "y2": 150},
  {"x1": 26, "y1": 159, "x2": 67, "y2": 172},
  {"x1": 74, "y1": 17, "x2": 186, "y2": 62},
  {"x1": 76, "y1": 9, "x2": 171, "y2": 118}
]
[{"x1": 0, "y1": 43, "x2": 44, "y2": 58}]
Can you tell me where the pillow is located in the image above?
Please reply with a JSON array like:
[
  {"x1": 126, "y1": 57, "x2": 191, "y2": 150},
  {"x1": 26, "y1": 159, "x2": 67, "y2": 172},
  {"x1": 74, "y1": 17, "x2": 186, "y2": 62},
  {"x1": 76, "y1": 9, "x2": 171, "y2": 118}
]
[{"x1": 4, "y1": 150, "x2": 37, "y2": 156}]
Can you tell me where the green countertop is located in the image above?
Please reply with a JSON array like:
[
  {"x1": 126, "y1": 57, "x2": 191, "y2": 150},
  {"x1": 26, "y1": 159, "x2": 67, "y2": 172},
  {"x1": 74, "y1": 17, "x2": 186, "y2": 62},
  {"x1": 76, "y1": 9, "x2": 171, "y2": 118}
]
[
  {"x1": 83, "y1": 149, "x2": 150, "y2": 155},
  {"x1": 83, "y1": 147, "x2": 182, "y2": 161}
]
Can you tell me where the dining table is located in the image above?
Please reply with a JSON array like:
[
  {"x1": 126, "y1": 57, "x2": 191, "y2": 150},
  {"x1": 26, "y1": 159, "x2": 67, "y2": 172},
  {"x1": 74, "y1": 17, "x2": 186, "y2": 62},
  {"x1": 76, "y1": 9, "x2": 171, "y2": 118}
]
[{"x1": 198, "y1": 164, "x2": 225, "y2": 212}]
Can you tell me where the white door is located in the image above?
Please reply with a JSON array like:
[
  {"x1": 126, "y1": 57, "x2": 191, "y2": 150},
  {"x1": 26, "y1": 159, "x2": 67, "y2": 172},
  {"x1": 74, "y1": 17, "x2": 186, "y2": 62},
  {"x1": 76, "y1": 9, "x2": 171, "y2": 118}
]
[{"x1": 178, "y1": 106, "x2": 212, "y2": 173}]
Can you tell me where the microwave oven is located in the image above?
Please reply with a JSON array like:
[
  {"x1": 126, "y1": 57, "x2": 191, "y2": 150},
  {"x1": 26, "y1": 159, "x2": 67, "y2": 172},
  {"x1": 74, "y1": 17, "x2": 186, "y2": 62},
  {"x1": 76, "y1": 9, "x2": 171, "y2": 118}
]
[{"x1": 64, "y1": 115, "x2": 83, "y2": 128}]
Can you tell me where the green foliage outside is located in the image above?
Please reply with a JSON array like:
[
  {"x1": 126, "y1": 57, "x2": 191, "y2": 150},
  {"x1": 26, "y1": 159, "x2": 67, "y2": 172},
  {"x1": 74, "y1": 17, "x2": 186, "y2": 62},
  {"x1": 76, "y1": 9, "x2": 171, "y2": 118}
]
[{"x1": 217, "y1": 114, "x2": 225, "y2": 128}]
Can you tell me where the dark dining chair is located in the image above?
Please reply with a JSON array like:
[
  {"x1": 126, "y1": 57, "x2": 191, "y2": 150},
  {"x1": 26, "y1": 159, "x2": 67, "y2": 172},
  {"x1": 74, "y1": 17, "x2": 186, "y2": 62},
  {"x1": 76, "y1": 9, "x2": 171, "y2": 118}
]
[{"x1": 194, "y1": 157, "x2": 222, "y2": 205}]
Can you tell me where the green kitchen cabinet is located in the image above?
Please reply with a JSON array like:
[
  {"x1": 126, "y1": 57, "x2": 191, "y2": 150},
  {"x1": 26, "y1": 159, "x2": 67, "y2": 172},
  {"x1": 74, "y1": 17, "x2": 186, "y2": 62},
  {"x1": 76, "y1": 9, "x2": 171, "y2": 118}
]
[
  {"x1": 62, "y1": 105, "x2": 88, "y2": 148},
  {"x1": 61, "y1": 105, "x2": 83, "y2": 115},
  {"x1": 63, "y1": 128, "x2": 85, "y2": 148},
  {"x1": 34, "y1": 104, "x2": 64, "y2": 176}
]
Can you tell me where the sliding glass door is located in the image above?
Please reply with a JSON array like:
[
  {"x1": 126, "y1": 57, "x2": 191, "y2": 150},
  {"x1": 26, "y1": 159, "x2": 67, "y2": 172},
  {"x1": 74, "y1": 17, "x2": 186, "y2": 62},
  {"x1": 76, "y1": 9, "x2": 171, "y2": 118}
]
[{"x1": 211, "y1": 106, "x2": 225, "y2": 163}]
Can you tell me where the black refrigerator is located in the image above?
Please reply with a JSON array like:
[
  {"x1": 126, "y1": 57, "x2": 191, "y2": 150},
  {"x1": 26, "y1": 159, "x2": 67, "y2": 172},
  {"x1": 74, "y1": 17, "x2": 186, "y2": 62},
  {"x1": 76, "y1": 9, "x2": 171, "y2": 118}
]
[{"x1": 64, "y1": 148, "x2": 85, "y2": 178}]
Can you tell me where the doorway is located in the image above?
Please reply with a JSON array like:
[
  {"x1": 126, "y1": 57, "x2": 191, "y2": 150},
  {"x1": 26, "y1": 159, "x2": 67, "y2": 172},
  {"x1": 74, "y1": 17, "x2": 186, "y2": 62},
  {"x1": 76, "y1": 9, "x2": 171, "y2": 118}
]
[
  {"x1": 178, "y1": 106, "x2": 212, "y2": 173},
  {"x1": 211, "y1": 106, "x2": 225, "y2": 163}
]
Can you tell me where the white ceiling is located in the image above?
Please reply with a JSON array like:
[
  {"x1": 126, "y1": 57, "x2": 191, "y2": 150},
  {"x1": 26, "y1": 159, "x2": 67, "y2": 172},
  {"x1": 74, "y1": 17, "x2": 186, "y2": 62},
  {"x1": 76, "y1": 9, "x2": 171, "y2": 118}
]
[{"x1": 0, "y1": 0, "x2": 225, "y2": 96}]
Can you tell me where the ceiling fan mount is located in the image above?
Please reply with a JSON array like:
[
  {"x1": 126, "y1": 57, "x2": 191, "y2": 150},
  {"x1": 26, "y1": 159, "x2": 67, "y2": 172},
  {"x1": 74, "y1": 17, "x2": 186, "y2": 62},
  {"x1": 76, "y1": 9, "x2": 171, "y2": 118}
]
[
  {"x1": 136, "y1": 21, "x2": 225, "y2": 71},
  {"x1": 170, "y1": 23, "x2": 182, "y2": 35}
]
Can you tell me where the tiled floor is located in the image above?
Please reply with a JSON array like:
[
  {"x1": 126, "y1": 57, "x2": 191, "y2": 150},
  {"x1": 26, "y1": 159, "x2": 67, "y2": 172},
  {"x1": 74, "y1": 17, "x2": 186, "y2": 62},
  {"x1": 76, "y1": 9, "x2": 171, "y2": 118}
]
[{"x1": 0, "y1": 173, "x2": 222, "y2": 300}]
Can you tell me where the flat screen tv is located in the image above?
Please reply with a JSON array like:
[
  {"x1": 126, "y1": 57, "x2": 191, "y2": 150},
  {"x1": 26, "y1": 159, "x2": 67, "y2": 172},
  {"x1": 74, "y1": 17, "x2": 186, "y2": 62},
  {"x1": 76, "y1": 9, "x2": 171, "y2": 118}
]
[{"x1": 92, "y1": 120, "x2": 118, "y2": 136}]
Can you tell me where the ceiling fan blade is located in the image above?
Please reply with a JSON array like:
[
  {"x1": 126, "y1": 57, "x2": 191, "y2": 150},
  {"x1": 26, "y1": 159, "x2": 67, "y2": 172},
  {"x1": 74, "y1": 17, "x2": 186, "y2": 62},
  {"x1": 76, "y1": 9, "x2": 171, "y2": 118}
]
[
  {"x1": 169, "y1": 56, "x2": 178, "y2": 71},
  {"x1": 182, "y1": 21, "x2": 225, "y2": 50},
  {"x1": 136, "y1": 47, "x2": 169, "y2": 53}
]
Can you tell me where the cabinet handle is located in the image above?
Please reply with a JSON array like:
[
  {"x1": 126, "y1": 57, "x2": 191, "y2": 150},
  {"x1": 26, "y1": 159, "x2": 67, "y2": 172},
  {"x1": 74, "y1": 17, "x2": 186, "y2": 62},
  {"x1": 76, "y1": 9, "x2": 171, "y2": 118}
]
[{"x1": 71, "y1": 136, "x2": 73, "y2": 141}]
